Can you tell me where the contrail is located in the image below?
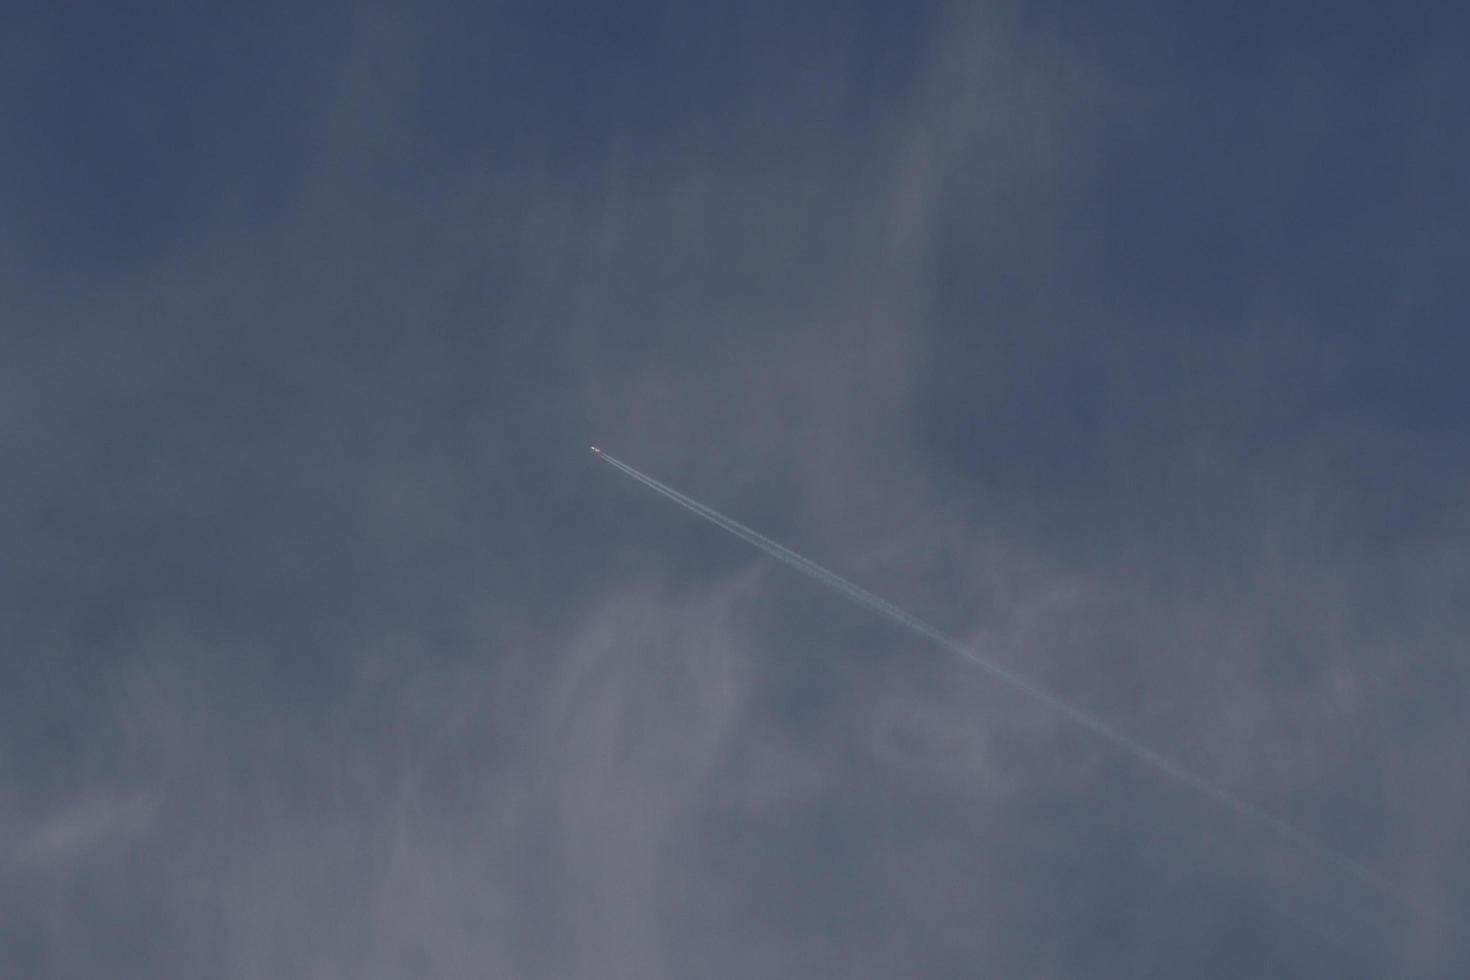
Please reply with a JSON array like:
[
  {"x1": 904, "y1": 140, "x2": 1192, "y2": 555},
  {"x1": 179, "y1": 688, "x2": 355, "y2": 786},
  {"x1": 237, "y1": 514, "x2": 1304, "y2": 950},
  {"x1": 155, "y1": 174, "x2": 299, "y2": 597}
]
[{"x1": 590, "y1": 445, "x2": 1440, "y2": 919}]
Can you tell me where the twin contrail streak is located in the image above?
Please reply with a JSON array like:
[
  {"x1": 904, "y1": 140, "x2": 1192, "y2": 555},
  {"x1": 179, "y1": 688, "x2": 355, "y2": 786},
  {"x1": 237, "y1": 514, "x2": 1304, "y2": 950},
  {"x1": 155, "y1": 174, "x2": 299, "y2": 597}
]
[{"x1": 591, "y1": 446, "x2": 1436, "y2": 918}]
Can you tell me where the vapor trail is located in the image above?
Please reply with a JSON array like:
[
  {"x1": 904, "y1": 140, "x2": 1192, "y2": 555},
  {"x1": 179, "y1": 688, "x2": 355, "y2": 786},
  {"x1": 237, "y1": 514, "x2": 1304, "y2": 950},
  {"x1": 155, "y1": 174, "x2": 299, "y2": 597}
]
[{"x1": 592, "y1": 446, "x2": 1438, "y2": 917}]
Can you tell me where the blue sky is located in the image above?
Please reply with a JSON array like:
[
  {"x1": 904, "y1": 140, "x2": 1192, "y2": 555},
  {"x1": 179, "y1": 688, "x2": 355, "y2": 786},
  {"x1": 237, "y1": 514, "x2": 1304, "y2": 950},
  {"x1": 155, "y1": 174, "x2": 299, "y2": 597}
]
[{"x1": 4, "y1": 2, "x2": 1468, "y2": 976}]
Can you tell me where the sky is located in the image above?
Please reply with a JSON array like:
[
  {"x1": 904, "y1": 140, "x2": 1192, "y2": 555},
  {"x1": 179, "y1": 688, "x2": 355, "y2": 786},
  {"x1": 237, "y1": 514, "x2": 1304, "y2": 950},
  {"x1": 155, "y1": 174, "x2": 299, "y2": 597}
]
[{"x1": 3, "y1": 2, "x2": 1468, "y2": 977}]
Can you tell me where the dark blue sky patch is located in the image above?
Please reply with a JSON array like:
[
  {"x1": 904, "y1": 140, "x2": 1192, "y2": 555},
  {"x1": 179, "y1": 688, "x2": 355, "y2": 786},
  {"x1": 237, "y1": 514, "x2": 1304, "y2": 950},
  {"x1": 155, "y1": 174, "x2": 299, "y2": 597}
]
[{"x1": 2, "y1": 2, "x2": 344, "y2": 281}]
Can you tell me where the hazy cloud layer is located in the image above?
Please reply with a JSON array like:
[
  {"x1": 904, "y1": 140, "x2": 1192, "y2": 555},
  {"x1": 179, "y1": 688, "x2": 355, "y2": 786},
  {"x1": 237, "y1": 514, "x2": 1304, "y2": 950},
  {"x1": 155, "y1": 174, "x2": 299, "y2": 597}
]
[{"x1": 4, "y1": 2, "x2": 1467, "y2": 977}]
